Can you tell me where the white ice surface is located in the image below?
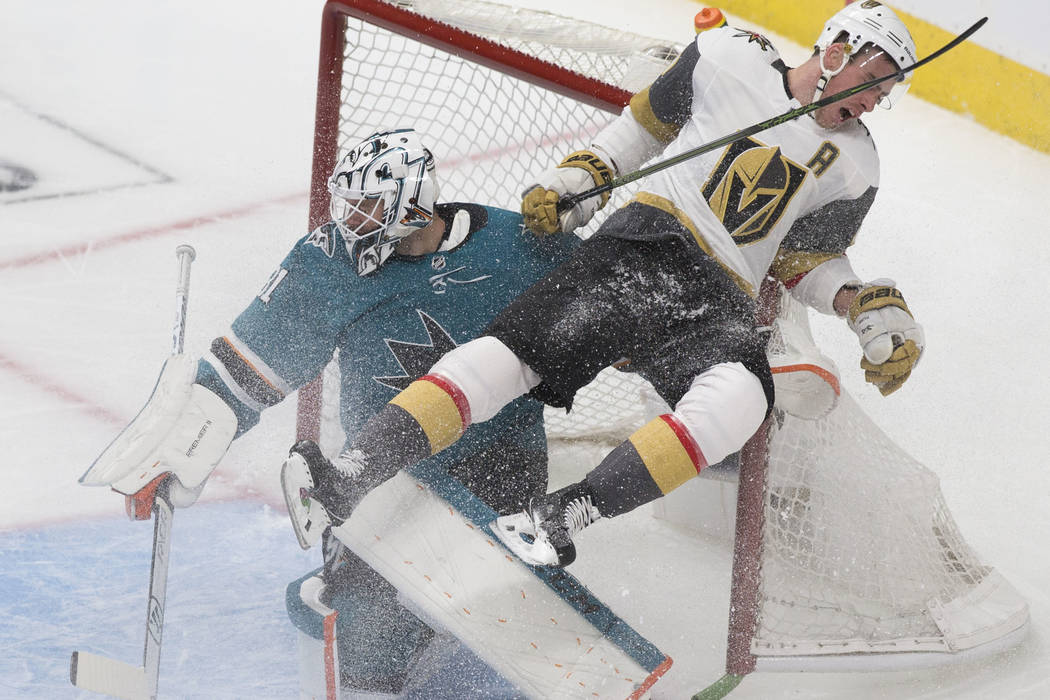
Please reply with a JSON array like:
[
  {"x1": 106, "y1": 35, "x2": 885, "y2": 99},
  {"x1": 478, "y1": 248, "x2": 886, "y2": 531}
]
[{"x1": 1, "y1": 1, "x2": 1048, "y2": 698}]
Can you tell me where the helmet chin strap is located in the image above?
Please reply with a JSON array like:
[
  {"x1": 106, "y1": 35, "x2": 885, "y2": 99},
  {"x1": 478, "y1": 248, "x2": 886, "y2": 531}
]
[{"x1": 812, "y1": 45, "x2": 852, "y2": 105}]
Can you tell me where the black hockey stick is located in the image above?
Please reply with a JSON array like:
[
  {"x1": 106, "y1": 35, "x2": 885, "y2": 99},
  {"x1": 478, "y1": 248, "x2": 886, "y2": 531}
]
[
  {"x1": 557, "y1": 17, "x2": 987, "y2": 214},
  {"x1": 70, "y1": 245, "x2": 196, "y2": 700}
]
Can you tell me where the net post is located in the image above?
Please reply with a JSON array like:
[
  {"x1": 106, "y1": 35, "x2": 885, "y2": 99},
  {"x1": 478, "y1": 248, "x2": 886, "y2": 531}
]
[
  {"x1": 297, "y1": 1, "x2": 347, "y2": 443},
  {"x1": 724, "y1": 419, "x2": 768, "y2": 678},
  {"x1": 722, "y1": 278, "x2": 781, "y2": 679}
]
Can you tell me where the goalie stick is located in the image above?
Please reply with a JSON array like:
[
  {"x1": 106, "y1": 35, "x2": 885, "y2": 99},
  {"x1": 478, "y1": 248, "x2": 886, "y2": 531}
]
[
  {"x1": 557, "y1": 17, "x2": 987, "y2": 214},
  {"x1": 70, "y1": 244, "x2": 196, "y2": 700}
]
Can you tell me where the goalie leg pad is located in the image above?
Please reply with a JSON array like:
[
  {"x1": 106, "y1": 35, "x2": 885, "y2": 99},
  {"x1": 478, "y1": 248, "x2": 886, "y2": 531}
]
[{"x1": 320, "y1": 538, "x2": 437, "y2": 694}]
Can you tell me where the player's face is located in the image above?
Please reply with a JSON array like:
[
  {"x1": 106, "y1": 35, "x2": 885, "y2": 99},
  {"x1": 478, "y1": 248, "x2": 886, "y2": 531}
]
[
  {"x1": 331, "y1": 196, "x2": 386, "y2": 238},
  {"x1": 814, "y1": 48, "x2": 900, "y2": 129}
]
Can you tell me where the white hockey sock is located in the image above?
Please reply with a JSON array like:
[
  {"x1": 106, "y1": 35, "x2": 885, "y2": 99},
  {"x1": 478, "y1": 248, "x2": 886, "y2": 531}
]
[{"x1": 429, "y1": 336, "x2": 541, "y2": 423}]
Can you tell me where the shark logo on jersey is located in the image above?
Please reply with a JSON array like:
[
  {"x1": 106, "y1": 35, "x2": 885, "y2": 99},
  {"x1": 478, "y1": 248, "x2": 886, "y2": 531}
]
[
  {"x1": 701, "y1": 136, "x2": 807, "y2": 246},
  {"x1": 374, "y1": 310, "x2": 457, "y2": 391},
  {"x1": 303, "y1": 222, "x2": 339, "y2": 258}
]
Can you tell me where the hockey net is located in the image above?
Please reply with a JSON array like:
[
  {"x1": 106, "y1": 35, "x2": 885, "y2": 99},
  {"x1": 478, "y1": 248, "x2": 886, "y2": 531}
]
[
  {"x1": 724, "y1": 290, "x2": 1029, "y2": 675},
  {"x1": 298, "y1": 0, "x2": 1028, "y2": 682}
]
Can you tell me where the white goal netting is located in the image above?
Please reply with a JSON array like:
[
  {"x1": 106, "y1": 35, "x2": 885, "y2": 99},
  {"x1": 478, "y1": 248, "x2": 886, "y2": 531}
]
[
  {"x1": 328, "y1": 0, "x2": 683, "y2": 236},
  {"x1": 754, "y1": 390, "x2": 1027, "y2": 663}
]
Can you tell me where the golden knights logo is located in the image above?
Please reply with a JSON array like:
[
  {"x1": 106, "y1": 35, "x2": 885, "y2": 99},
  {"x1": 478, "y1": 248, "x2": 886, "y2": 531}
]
[
  {"x1": 701, "y1": 137, "x2": 807, "y2": 246},
  {"x1": 732, "y1": 30, "x2": 773, "y2": 52}
]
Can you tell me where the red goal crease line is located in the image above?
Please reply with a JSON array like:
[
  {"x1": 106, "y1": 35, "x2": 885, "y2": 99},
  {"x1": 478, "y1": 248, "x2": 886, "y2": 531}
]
[{"x1": 0, "y1": 350, "x2": 127, "y2": 426}]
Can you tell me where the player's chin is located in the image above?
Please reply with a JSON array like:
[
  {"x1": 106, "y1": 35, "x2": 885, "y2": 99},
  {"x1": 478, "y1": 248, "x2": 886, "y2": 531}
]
[{"x1": 815, "y1": 106, "x2": 853, "y2": 130}]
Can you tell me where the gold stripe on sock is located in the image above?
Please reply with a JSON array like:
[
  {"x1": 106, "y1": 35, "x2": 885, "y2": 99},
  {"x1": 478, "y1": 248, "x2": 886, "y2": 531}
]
[
  {"x1": 389, "y1": 379, "x2": 464, "y2": 454},
  {"x1": 629, "y1": 416, "x2": 701, "y2": 495}
]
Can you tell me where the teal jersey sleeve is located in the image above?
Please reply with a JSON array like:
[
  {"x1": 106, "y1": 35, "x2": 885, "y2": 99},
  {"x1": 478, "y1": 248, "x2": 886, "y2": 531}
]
[{"x1": 194, "y1": 221, "x2": 380, "y2": 435}]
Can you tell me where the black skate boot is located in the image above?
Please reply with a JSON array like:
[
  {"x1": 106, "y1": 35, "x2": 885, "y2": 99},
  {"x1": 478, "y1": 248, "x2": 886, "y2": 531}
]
[
  {"x1": 492, "y1": 486, "x2": 602, "y2": 567},
  {"x1": 281, "y1": 440, "x2": 370, "y2": 549}
]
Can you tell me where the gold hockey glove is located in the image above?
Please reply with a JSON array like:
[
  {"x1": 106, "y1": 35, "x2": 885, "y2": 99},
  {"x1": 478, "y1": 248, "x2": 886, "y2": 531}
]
[
  {"x1": 521, "y1": 149, "x2": 614, "y2": 235},
  {"x1": 847, "y1": 281, "x2": 925, "y2": 396}
]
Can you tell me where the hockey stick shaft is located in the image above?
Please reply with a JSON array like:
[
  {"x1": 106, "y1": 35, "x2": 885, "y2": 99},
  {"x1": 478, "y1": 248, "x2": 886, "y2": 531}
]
[
  {"x1": 71, "y1": 244, "x2": 197, "y2": 700},
  {"x1": 558, "y1": 17, "x2": 987, "y2": 213},
  {"x1": 140, "y1": 245, "x2": 196, "y2": 695},
  {"x1": 172, "y1": 244, "x2": 195, "y2": 354},
  {"x1": 140, "y1": 479, "x2": 174, "y2": 698}
]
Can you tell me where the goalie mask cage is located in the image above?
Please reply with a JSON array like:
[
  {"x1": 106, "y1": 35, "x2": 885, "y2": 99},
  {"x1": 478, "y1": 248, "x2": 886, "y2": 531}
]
[{"x1": 296, "y1": 0, "x2": 1029, "y2": 693}]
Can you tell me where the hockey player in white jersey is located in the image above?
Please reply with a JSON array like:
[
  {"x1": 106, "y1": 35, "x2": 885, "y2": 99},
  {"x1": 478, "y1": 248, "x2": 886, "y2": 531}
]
[
  {"x1": 282, "y1": 3, "x2": 927, "y2": 570},
  {"x1": 82, "y1": 128, "x2": 579, "y2": 695}
]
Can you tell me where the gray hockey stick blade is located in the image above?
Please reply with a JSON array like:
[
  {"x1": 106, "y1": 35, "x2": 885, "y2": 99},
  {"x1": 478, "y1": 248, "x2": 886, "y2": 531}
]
[{"x1": 70, "y1": 650, "x2": 150, "y2": 700}]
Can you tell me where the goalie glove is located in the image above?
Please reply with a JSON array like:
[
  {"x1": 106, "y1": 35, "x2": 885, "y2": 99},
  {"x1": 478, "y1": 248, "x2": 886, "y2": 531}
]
[
  {"x1": 79, "y1": 354, "x2": 237, "y2": 503},
  {"x1": 521, "y1": 149, "x2": 614, "y2": 235},
  {"x1": 847, "y1": 280, "x2": 925, "y2": 396}
]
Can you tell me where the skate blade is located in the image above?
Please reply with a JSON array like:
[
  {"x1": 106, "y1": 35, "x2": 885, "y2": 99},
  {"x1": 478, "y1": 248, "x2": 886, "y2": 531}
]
[
  {"x1": 281, "y1": 453, "x2": 330, "y2": 550},
  {"x1": 490, "y1": 512, "x2": 559, "y2": 567}
]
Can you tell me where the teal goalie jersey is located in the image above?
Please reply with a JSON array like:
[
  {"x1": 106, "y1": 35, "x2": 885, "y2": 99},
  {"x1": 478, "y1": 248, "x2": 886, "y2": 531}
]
[{"x1": 196, "y1": 203, "x2": 578, "y2": 484}]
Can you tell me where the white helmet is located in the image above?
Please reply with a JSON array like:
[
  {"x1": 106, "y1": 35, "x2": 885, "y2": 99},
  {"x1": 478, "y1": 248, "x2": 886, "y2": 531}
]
[
  {"x1": 328, "y1": 128, "x2": 438, "y2": 276},
  {"x1": 813, "y1": 2, "x2": 917, "y2": 109}
]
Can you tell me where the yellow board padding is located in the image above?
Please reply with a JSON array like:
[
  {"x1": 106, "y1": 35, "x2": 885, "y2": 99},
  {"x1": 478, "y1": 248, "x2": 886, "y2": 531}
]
[
  {"x1": 701, "y1": 1, "x2": 1050, "y2": 154},
  {"x1": 389, "y1": 379, "x2": 464, "y2": 454},
  {"x1": 629, "y1": 416, "x2": 701, "y2": 495}
]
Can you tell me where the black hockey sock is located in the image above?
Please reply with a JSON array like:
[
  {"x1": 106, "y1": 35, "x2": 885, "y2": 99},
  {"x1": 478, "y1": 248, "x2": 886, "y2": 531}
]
[
  {"x1": 584, "y1": 440, "x2": 665, "y2": 518},
  {"x1": 349, "y1": 403, "x2": 433, "y2": 483}
]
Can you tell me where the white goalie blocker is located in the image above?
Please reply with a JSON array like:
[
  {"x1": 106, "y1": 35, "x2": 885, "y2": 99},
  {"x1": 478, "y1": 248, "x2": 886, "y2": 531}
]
[{"x1": 291, "y1": 465, "x2": 672, "y2": 700}]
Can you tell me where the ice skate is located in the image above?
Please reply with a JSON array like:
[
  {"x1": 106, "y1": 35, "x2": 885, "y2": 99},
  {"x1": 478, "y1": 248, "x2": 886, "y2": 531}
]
[
  {"x1": 492, "y1": 490, "x2": 601, "y2": 567},
  {"x1": 281, "y1": 440, "x2": 368, "y2": 549}
]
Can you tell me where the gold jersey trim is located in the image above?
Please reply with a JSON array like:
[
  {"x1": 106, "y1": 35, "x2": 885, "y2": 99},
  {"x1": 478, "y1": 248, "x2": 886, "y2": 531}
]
[
  {"x1": 629, "y1": 87, "x2": 683, "y2": 144},
  {"x1": 631, "y1": 191, "x2": 756, "y2": 297},
  {"x1": 768, "y1": 250, "x2": 841, "y2": 284}
]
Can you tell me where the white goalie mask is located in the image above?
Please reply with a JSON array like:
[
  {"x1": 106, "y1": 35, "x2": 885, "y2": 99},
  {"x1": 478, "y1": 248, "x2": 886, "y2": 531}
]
[
  {"x1": 327, "y1": 128, "x2": 439, "y2": 276},
  {"x1": 813, "y1": 1, "x2": 917, "y2": 109}
]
